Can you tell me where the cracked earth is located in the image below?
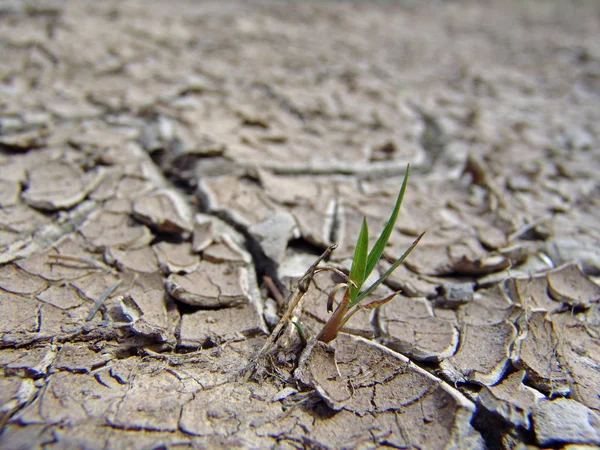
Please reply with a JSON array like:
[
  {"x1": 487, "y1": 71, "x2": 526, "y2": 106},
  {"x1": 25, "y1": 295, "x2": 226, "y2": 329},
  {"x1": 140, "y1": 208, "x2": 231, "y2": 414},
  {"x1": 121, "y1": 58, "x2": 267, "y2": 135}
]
[{"x1": 1, "y1": 0, "x2": 600, "y2": 448}]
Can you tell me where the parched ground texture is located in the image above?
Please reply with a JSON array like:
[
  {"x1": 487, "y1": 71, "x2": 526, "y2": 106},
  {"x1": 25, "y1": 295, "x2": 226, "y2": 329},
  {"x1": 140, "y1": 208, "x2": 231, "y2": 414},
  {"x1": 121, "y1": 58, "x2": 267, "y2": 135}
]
[{"x1": 1, "y1": 0, "x2": 600, "y2": 448}]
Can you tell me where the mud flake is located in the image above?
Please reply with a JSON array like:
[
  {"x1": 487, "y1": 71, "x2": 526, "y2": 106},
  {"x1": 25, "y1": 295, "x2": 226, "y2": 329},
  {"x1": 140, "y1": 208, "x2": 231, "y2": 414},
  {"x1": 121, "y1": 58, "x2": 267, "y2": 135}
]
[
  {"x1": 380, "y1": 296, "x2": 459, "y2": 362},
  {"x1": 512, "y1": 311, "x2": 570, "y2": 394},
  {"x1": 372, "y1": 369, "x2": 439, "y2": 413},
  {"x1": 70, "y1": 272, "x2": 123, "y2": 304},
  {"x1": 436, "y1": 282, "x2": 475, "y2": 308},
  {"x1": 506, "y1": 275, "x2": 562, "y2": 312},
  {"x1": 381, "y1": 262, "x2": 440, "y2": 298},
  {"x1": 247, "y1": 211, "x2": 299, "y2": 265},
  {"x1": 166, "y1": 261, "x2": 250, "y2": 308},
  {"x1": 532, "y1": 398, "x2": 600, "y2": 446},
  {"x1": 449, "y1": 237, "x2": 509, "y2": 275},
  {"x1": 0, "y1": 264, "x2": 46, "y2": 295},
  {"x1": 291, "y1": 200, "x2": 336, "y2": 250},
  {"x1": 38, "y1": 302, "x2": 85, "y2": 336},
  {"x1": 21, "y1": 161, "x2": 100, "y2": 210},
  {"x1": 391, "y1": 384, "x2": 484, "y2": 450},
  {"x1": 114, "y1": 175, "x2": 156, "y2": 200},
  {"x1": 36, "y1": 285, "x2": 83, "y2": 310},
  {"x1": 112, "y1": 369, "x2": 192, "y2": 432},
  {"x1": 404, "y1": 243, "x2": 454, "y2": 276},
  {"x1": 132, "y1": 189, "x2": 193, "y2": 234},
  {"x1": 0, "y1": 205, "x2": 53, "y2": 264},
  {"x1": 458, "y1": 285, "x2": 518, "y2": 326},
  {"x1": 179, "y1": 382, "x2": 281, "y2": 441},
  {"x1": 79, "y1": 210, "x2": 153, "y2": 251},
  {"x1": 17, "y1": 370, "x2": 125, "y2": 426},
  {"x1": 105, "y1": 245, "x2": 159, "y2": 273},
  {"x1": 550, "y1": 308, "x2": 600, "y2": 411},
  {"x1": 295, "y1": 340, "x2": 352, "y2": 411},
  {"x1": 152, "y1": 241, "x2": 200, "y2": 274},
  {"x1": 88, "y1": 169, "x2": 123, "y2": 202},
  {"x1": 199, "y1": 175, "x2": 280, "y2": 227},
  {"x1": 440, "y1": 321, "x2": 517, "y2": 385},
  {"x1": 0, "y1": 179, "x2": 20, "y2": 207},
  {"x1": 23, "y1": 425, "x2": 176, "y2": 450},
  {"x1": 178, "y1": 304, "x2": 265, "y2": 348},
  {"x1": 0, "y1": 378, "x2": 38, "y2": 428},
  {"x1": 476, "y1": 225, "x2": 508, "y2": 250},
  {"x1": 0, "y1": 128, "x2": 48, "y2": 151},
  {"x1": 53, "y1": 343, "x2": 113, "y2": 373},
  {"x1": 120, "y1": 274, "x2": 178, "y2": 343},
  {"x1": 298, "y1": 335, "x2": 482, "y2": 448},
  {"x1": 0, "y1": 293, "x2": 40, "y2": 337},
  {"x1": 259, "y1": 171, "x2": 320, "y2": 207},
  {"x1": 544, "y1": 235, "x2": 600, "y2": 275},
  {"x1": 478, "y1": 370, "x2": 545, "y2": 429},
  {"x1": 16, "y1": 250, "x2": 97, "y2": 282},
  {"x1": 0, "y1": 204, "x2": 51, "y2": 235},
  {"x1": 192, "y1": 216, "x2": 213, "y2": 253},
  {"x1": 46, "y1": 96, "x2": 102, "y2": 120},
  {"x1": 308, "y1": 409, "x2": 382, "y2": 448},
  {"x1": 547, "y1": 264, "x2": 600, "y2": 307},
  {"x1": 202, "y1": 235, "x2": 251, "y2": 265},
  {"x1": 1, "y1": 345, "x2": 57, "y2": 377}
]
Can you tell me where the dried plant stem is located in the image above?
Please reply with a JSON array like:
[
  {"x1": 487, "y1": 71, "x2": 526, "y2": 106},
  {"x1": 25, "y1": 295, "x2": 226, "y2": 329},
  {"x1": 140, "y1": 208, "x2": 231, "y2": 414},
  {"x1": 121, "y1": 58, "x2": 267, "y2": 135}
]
[
  {"x1": 263, "y1": 275, "x2": 285, "y2": 308},
  {"x1": 87, "y1": 279, "x2": 122, "y2": 321},
  {"x1": 244, "y1": 244, "x2": 337, "y2": 380},
  {"x1": 47, "y1": 253, "x2": 107, "y2": 270}
]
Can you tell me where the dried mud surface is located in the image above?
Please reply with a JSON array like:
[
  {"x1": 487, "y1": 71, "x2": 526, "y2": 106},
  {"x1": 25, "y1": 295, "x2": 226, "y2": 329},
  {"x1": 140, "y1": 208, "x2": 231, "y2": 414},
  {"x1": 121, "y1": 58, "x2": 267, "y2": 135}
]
[{"x1": 1, "y1": 0, "x2": 600, "y2": 448}]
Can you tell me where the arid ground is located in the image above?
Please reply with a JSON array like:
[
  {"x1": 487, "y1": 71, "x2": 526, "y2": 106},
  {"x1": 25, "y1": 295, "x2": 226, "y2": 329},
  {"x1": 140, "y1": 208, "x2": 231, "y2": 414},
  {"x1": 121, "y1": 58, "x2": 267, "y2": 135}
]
[{"x1": 1, "y1": 0, "x2": 600, "y2": 448}]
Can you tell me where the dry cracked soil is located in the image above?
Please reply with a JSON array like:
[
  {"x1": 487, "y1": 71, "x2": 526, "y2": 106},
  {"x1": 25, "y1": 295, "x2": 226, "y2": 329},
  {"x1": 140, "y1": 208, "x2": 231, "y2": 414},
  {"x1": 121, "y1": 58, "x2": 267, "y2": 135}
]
[{"x1": 1, "y1": 0, "x2": 600, "y2": 449}]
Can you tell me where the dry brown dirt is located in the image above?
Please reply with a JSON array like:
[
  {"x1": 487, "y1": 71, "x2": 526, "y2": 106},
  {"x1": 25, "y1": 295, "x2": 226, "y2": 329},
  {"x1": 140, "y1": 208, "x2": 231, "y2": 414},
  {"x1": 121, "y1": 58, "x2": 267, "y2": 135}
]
[{"x1": 1, "y1": 0, "x2": 600, "y2": 448}]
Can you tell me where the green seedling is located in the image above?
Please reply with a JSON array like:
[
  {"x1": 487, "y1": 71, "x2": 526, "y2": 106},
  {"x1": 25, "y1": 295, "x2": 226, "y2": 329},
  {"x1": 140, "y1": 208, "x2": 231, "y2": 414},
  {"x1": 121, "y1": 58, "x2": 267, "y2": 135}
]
[
  {"x1": 317, "y1": 164, "x2": 424, "y2": 343},
  {"x1": 244, "y1": 164, "x2": 423, "y2": 380}
]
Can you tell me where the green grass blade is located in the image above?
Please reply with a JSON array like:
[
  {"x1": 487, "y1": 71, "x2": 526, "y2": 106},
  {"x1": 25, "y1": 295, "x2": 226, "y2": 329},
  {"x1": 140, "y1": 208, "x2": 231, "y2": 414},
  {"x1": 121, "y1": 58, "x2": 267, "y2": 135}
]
[
  {"x1": 349, "y1": 218, "x2": 369, "y2": 302},
  {"x1": 352, "y1": 231, "x2": 425, "y2": 307},
  {"x1": 364, "y1": 164, "x2": 410, "y2": 279}
]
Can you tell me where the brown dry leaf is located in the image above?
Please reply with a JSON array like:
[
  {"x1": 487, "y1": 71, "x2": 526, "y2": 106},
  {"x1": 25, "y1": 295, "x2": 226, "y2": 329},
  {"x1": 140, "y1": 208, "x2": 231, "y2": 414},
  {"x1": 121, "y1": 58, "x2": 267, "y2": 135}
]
[{"x1": 301, "y1": 269, "x2": 375, "y2": 339}]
